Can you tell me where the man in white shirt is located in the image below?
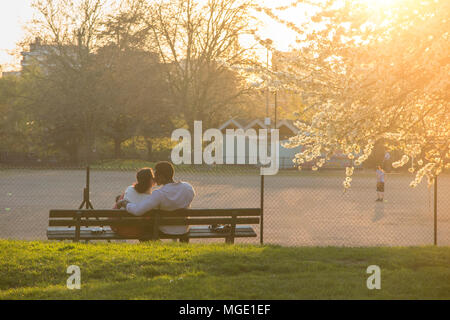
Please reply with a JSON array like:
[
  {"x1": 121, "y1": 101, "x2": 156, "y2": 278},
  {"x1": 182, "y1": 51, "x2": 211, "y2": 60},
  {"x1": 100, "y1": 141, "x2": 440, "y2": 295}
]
[{"x1": 117, "y1": 161, "x2": 195, "y2": 236}]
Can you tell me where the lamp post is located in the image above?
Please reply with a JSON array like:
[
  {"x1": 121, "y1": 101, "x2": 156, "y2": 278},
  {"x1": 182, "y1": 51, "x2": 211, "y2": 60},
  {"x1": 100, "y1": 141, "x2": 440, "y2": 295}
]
[
  {"x1": 259, "y1": 38, "x2": 272, "y2": 246},
  {"x1": 273, "y1": 50, "x2": 278, "y2": 130},
  {"x1": 274, "y1": 90, "x2": 277, "y2": 130},
  {"x1": 259, "y1": 38, "x2": 273, "y2": 121}
]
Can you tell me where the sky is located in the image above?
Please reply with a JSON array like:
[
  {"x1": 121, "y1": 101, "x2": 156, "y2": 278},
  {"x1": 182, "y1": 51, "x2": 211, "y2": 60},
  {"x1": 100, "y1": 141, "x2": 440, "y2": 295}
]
[
  {"x1": 0, "y1": 0, "x2": 34, "y2": 71},
  {"x1": 0, "y1": 0, "x2": 315, "y2": 72}
]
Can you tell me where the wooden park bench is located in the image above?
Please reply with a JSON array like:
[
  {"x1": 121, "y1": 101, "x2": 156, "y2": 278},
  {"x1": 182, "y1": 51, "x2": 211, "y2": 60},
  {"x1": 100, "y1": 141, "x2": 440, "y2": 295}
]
[{"x1": 47, "y1": 208, "x2": 261, "y2": 243}]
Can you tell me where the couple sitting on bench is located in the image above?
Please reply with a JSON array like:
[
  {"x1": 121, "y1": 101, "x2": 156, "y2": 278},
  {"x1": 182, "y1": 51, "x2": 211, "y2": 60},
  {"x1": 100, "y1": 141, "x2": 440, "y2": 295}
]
[
  {"x1": 115, "y1": 161, "x2": 195, "y2": 239},
  {"x1": 47, "y1": 161, "x2": 259, "y2": 242}
]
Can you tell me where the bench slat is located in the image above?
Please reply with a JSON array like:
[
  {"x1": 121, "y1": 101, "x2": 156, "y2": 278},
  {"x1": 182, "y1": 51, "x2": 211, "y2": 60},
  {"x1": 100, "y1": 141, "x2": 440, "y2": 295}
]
[
  {"x1": 48, "y1": 217, "x2": 260, "y2": 227},
  {"x1": 188, "y1": 226, "x2": 256, "y2": 238},
  {"x1": 47, "y1": 226, "x2": 257, "y2": 240},
  {"x1": 49, "y1": 208, "x2": 261, "y2": 218}
]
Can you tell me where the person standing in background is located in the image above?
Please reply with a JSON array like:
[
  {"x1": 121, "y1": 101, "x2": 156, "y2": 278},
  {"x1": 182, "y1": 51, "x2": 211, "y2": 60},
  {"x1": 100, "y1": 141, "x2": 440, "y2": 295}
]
[{"x1": 376, "y1": 165, "x2": 385, "y2": 202}]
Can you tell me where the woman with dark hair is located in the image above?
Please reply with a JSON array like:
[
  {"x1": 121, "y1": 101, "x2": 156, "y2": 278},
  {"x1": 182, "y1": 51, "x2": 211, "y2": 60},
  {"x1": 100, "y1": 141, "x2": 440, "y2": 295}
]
[
  {"x1": 112, "y1": 168, "x2": 156, "y2": 238},
  {"x1": 123, "y1": 168, "x2": 155, "y2": 203}
]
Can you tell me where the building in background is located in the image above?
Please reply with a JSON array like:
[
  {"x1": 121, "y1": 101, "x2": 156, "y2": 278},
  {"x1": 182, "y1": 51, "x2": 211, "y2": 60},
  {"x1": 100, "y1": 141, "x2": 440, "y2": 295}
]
[
  {"x1": 218, "y1": 118, "x2": 356, "y2": 169},
  {"x1": 21, "y1": 37, "x2": 49, "y2": 69},
  {"x1": 1, "y1": 37, "x2": 79, "y2": 76},
  {"x1": 218, "y1": 118, "x2": 302, "y2": 169}
]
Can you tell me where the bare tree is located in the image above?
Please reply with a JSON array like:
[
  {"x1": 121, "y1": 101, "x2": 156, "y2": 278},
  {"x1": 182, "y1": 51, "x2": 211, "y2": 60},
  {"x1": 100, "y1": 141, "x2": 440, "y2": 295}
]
[
  {"x1": 28, "y1": 0, "x2": 107, "y2": 163},
  {"x1": 147, "y1": 0, "x2": 255, "y2": 129}
]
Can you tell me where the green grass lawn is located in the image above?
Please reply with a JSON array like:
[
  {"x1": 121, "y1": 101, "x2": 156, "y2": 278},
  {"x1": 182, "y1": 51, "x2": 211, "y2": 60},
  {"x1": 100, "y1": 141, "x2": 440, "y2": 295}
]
[{"x1": 0, "y1": 240, "x2": 449, "y2": 300}]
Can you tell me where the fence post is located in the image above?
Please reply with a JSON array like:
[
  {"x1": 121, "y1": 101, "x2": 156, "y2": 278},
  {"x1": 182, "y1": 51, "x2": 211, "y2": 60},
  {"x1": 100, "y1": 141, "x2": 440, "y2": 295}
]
[
  {"x1": 79, "y1": 166, "x2": 94, "y2": 210},
  {"x1": 260, "y1": 174, "x2": 264, "y2": 245},
  {"x1": 434, "y1": 175, "x2": 437, "y2": 246}
]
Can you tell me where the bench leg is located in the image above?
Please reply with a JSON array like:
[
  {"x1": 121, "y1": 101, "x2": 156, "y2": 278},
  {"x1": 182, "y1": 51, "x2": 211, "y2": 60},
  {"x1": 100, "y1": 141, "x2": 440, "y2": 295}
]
[{"x1": 180, "y1": 236, "x2": 189, "y2": 243}]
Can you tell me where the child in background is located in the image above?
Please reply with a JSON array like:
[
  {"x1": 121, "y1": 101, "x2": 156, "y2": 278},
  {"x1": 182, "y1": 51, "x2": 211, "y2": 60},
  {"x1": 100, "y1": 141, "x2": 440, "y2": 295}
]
[{"x1": 376, "y1": 165, "x2": 385, "y2": 202}]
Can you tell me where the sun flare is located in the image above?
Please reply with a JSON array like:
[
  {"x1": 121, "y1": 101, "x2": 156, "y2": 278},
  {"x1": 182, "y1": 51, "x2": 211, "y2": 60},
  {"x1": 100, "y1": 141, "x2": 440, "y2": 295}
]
[{"x1": 357, "y1": 0, "x2": 407, "y2": 10}]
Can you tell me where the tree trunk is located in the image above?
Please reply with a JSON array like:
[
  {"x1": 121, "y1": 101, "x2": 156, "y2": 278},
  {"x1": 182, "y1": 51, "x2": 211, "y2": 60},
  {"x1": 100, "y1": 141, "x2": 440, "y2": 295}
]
[
  {"x1": 67, "y1": 143, "x2": 79, "y2": 165},
  {"x1": 146, "y1": 139, "x2": 153, "y2": 161},
  {"x1": 114, "y1": 139, "x2": 122, "y2": 159},
  {"x1": 84, "y1": 128, "x2": 96, "y2": 165}
]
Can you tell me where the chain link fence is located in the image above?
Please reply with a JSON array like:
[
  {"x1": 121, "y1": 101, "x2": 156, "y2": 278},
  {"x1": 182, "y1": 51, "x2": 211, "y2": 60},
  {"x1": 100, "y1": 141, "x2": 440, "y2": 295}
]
[{"x1": 0, "y1": 165, "x2": 448, "y2": 246}]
